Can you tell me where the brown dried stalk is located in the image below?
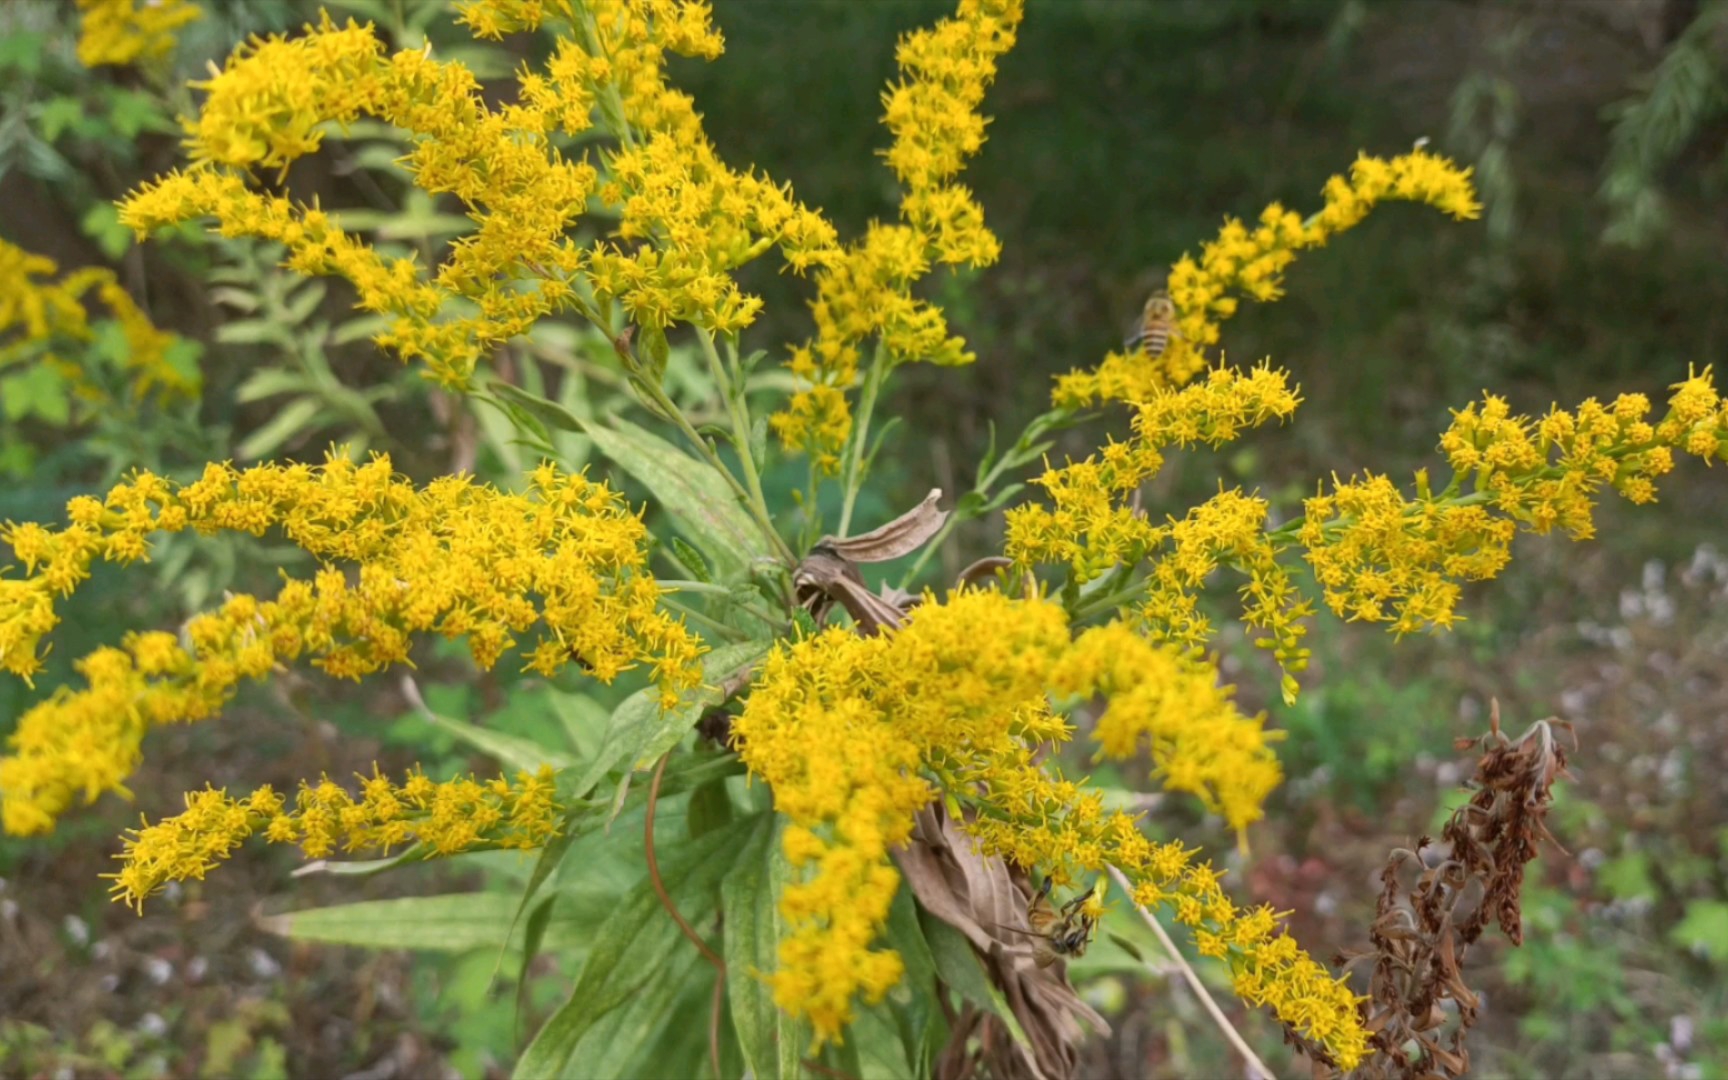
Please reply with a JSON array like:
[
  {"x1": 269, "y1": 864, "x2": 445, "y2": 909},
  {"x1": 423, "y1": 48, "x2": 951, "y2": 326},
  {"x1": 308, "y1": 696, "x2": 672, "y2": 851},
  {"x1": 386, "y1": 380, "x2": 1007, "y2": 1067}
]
[{"x1": 1323, "y1": 701, "x2": 1574, "y2": 1079}]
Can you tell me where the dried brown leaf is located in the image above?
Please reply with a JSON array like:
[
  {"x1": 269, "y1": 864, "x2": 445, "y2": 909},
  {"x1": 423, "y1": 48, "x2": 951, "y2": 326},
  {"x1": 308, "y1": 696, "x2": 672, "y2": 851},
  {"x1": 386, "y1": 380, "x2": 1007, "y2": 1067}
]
[
  {"x1": 896, "y1": 805, "x2": 1108, "y2": 1080},
  {"x1": 822, "y1": 489, "x2": 948, "y2": 563}
]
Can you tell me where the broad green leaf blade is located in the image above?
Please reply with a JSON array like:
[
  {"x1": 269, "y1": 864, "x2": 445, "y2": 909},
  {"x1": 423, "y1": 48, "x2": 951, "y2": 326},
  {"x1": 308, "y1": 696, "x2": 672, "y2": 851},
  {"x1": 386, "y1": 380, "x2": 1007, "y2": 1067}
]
[
  {"x1": 547, "y1": 948, "x2": 713, "y2": 1080},
  {"x1": 629, "y1": 640, "x2": 770, "y2": 770},
  {"x1": 515, "y1": 812, "x2": 773, "y2": 1078},
  {"x1": 420, "y1": 708, "x2": 577, "y2": 774},
  {"x1": 261, "y1": 893, "x2": 519, "y2": 952},
  {"x1": 584, "y1": 416, "x2": 772, "y2": 581},
  {"x1": 919, "y1": 912, "x2": 1031, "y2": 1051},
  {"x1": 574, "y1": 641, "x2": 770, "y2": 795},
  {"x1": 850, "y1": 1002, "x2": 914, "y2": 1080},
  {"x1": 720, "y1": 817, "x2": 804, "y2": 1080},
  {"x1": 489, "y1": 380, "x2": 586, "y2": 435}
]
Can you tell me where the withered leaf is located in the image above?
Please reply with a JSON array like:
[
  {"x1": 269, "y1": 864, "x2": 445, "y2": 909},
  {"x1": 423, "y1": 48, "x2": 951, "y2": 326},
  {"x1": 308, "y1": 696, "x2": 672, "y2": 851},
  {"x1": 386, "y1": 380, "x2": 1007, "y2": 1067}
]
[
  {"x1": 896, "y1": 805, "x2": 1107, "y2": 1080},
  {"x1": 821, "y1": 488, "x2": 948, "y2": 563},
  {"x1": 793, "y1": 547, "x2": 911, "y2": 635}
]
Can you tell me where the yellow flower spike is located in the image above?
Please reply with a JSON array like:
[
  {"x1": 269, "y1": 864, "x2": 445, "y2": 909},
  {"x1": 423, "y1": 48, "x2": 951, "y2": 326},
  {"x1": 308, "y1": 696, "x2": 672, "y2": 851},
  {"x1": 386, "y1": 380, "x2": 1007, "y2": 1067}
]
[
  {"x1": 1063, "y1": 148, "x2": 1479, "y2": 408},
  {"x1": 0, "y1": 453, "x2": 702, "y2": 835},
  {"x1": 1302, "y1": 369, "x2": 1727, "y2": 634},
  {"x1": 732, "y1": 589, "x2": 1347, "y2": 1054},
  {"x1": 774, "y1": 0, "x2": 1024, "y2": 470},
  {"x1": 0, "y1": 238, "x2": 199, "y2": 410},
  {"x1": 106, "y1": 766, "x2": 561, "y2": 911},
  {"x1": 75, "y1": 0, "x2": 201, "y2": 68}
]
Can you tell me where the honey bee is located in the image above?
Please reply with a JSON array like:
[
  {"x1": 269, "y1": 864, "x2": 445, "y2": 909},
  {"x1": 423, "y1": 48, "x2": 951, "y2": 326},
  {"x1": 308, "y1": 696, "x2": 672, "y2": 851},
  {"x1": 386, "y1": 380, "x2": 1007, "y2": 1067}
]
[
  {"x1": 1125, "y1": 289, "x2": 1179, "y2": 360},
  {"x1": 991, "y1": 877, "x2": 1098, "y2": 968}
]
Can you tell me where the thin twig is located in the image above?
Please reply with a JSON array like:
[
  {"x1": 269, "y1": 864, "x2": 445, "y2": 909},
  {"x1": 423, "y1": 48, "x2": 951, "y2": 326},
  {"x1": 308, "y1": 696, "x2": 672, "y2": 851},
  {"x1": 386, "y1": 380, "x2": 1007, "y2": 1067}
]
[
  {"x1": 709, "y1": 967, "x2": 726, "y2": 1080},
  {"x1": 647, "y1": 751, "x2": 726, "y2": 971},
  {"x1": 802, "y1": 1058, "x2": 861, "y2": 1080},
  {"x1": 1107, "y1": 864, "x2": 1274, "y2": 1080}
]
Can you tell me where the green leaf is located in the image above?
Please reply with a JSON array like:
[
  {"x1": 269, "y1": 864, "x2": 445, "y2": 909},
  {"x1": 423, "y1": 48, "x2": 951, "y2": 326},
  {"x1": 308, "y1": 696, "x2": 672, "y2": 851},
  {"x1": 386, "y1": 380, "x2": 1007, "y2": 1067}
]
[
  {"x1": 418, "y1": 708, "x2": 577, "y2": 774},
  {"x1": 515, "y1": 813, "x2": 772, "y2": 1078},
  {"x1": 489, "y1": 379, "x2": 586, "y2": 436},
  {"x1": 919, "y1": 912, "x2": 1031, "y2": 1051},
  {"x1": 281, "y1": 281, "x2": 329, "y2": 326},
  {"x1": 263, "y1": 893, "x2": 520, "y2": 952},
  {"x1": 0, "y1": 31, "x2": 46, "y2": 76},
  {"x1": 629, "y1": 640, "x2": 770, "y2": 771},
  {"x1": 215, "y1": 318, "x2": 294, "y2": 348},
  {"x1": 573, "y1": 640, "x2": 770, "y2": 797},
  {"x1": 0, "y1": 365, "x2": 70, "y2": 425},
  {"x1": 548, "y1": 689, "x2": 610, "y2": 762},
  {"x1": 637, "y1": 323, "x2": 671, "y2": 382},
  {"x1": 669, "y1": 537, "x2": 713, "y2": 583},
  {"x1": 37, "y1": 97, "x2": 85, "y2": 143},
  {"x1": 236, "y1": 397, "x2": 322, "y2": 460},
  {"x1": 549, "y1": 948, "x2": 714, "y2": 1079},
  {"x1": 750, "y1": 414, "x2": 769, "y2": 472},
  {"x1": 850, "y1": 1002, "x2": 914, "y2": 1080},
  {"x1": 721, "y1": 816, "x2": 804, "y2": 1080},
  {"x1": 1672, "y1": 900, "x2": 1728, "y2": 961},
  {"x1": 80, "y1": 202, "x2": 131, "y2": 261},
  {"x1": 686, "y1": 778, "x2": 733, "y2": 840},
  {"x1": 234, "y1": 369, "x2": 313, "y2": 404},
  {"x1": 584, "y1": 416, "x2": 772, "y2": 582}
]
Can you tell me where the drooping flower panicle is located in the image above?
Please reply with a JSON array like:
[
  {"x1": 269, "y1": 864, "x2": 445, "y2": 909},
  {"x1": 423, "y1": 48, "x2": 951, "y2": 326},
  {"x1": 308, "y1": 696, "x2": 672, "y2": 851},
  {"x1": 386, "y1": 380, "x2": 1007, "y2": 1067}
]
[
  {"x1": 75, "y1": 0, "x2": 202, "y2": 68},
  {"x1": 1056, "y1": 149, "x2": 1482, "y2": 409},
  {"x1": 729, "y1": 590, "x2": 1344, "y2": 1056},
  {"x1": 0, "y1": 453, "x2": 702, "y2": 835},
  {"x1": 107, "y1": 765, "x2": 561, "y2": 910},
  {"x1": 119, "y1": 3, "x2": 838, "y2": 388}
]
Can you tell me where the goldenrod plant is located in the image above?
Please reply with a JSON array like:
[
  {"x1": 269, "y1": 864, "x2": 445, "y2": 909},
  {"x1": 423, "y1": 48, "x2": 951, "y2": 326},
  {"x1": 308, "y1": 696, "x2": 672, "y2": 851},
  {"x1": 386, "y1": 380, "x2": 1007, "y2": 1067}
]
[{"x1": 3, "y1": 2, "x2": 1725, "y2": 1076}]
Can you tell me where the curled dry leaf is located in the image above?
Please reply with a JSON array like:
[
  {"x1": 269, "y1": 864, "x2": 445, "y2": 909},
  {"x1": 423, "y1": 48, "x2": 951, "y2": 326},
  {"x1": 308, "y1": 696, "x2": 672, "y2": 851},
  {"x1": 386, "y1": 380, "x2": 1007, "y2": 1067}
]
[
  {"x1": 822, "y1": 489, "x2": 949, "y2": 564},
  {"x1": 896, "y1": 804, "x2": 1108, "y2": 1080},
  {"x1": 793, "y1": 546, "x2": 913, "y2": 635},
  {"x1": 957, "y1": 556, "x2": 1014, "y2": 590},
  {"x1": 793, "y1": 490, "x2": 951, "y2": 633},
  {"x1": 1318, "y1": 701, "x2": 1575, "y2": 1080}
]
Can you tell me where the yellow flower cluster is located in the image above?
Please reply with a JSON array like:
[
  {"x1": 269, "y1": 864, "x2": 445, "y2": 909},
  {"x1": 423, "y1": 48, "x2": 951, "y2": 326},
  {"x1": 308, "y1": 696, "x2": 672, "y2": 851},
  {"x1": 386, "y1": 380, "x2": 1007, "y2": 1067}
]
[
  {"x1": 733, "y1": 590, "x2": 1296, "y2": 1046},
  {"x1": 772, "y1": 0, "x2": 1025, "y2": 472},
  {"x1": 1009, "y1": 364, "x2": 1303, "y2": 580},
  {"x1": 0, "y1": 237, "x2": 198, "y2": 406},
  {"x1": 1056, "y1": 150, "x2": 1482, "y2": 407},
  {"x1": 962, "y1": 760, "x2": 1367, "y2": 1069},
  {"x1": 120, "y1": 3, "x2": 837, "y2": 387},
  {"x1": 0, "y1": 453, "x2": 702, "y2": 835},
  {"x1": 1302, "y1": 368, "x2": 1728, "y2": 633},
  {"x1": 108, "y1": 765, "x2": 560, "y2": 910},
  {"x1": 1008, "y1": 366, "x2": 1314, "y2": 697},
  {"x1": 75, "y1": 0, "x2": 201, "y2": 68}
]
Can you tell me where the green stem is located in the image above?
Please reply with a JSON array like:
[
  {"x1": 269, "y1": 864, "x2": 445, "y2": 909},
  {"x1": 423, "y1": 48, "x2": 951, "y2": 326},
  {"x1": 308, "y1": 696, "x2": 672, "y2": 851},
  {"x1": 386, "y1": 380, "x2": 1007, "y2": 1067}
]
[
  {"x1": 695, "y1": 328, "x2": 790, "y2": 564},
  {"x1": 659, "y1": 597, "x2": 749, "y2": 642},
  {"x1": 1069, "y1": 575, "x2": 1153, "y2": 623},
  {"x1": 630, "y1": 361, "x2": 794, "y2": 567},
  {"x1": 655, "y1": 579, "x2": 730, "y2": 595},
  {"x1": 899, "y1": 408, "x2": 1077, "y2": 588},
  {"x1": 837, "y1": 343, "x2": 890, "y2": 538},
  {"x1": 577, "y1": 4, "x2": 637, "y2": 151}
]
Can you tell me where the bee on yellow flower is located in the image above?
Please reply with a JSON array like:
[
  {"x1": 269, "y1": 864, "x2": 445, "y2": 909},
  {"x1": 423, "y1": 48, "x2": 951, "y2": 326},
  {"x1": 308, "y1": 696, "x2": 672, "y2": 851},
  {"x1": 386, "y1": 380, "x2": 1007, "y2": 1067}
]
[{"x1": 1126, "y1": 288, "x2": 1180, "y2": 361}]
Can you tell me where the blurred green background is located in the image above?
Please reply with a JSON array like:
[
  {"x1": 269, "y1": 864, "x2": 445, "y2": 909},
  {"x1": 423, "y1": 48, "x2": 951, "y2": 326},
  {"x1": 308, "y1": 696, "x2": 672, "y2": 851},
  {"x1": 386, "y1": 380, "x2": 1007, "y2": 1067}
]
[{"x1": 2, "y1": 0, "x2": 1726, "y2": 1076}]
